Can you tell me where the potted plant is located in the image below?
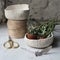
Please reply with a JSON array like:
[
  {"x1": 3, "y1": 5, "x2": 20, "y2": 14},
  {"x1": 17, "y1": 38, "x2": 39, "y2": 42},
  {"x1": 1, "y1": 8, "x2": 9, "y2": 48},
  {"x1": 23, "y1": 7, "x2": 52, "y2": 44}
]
[
  {"x1": 25, "y1": 19, "x2": 55, "y2": 48},
  {"x1": 26, "y1": 18, "x2": 40, "y2": 39}
]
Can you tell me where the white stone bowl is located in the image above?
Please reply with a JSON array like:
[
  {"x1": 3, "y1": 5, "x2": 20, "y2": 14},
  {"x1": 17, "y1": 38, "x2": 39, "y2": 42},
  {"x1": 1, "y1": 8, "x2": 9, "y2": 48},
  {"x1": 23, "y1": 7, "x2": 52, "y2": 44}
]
[
  {"x1": 25, "y1": 33, "x2": 53, "y2": 48},
  {"x1": 4, "y1": 4, "x2": 29, "y2": 20}
]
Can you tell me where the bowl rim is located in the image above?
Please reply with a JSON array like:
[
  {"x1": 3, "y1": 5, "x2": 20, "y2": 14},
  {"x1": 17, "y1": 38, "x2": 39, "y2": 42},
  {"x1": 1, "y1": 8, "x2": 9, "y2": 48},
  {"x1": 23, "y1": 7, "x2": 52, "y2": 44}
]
[{"x1": 25, "y1": 33, "x2": 53, "y2": 40}]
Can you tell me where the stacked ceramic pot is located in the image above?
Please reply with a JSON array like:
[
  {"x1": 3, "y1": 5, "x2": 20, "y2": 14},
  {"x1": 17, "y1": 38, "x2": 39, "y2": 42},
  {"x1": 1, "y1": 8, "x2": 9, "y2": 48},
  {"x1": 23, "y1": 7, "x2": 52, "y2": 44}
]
[{"x1": 5, "y1": 4, "x2": 29, "y2": 38}]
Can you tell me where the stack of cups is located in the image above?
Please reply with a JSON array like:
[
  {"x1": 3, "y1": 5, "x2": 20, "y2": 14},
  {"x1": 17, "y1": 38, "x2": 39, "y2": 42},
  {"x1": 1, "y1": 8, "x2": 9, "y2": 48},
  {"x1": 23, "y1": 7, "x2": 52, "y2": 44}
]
[{"x1": 5, "y1": 4, "x2": 29, "y2": 38}]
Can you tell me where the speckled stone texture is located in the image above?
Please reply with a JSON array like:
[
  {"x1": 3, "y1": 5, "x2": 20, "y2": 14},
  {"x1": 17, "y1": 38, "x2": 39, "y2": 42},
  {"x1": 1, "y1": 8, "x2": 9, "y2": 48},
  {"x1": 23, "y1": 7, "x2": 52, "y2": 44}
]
[
  {"x1": 0, "y1": 0, "x2": 6, "y2": 23},
  {"x1": 29, "y1": 0, "x2": 60, "y2": 21},
  {"x1": 6, "y1": 0, "x2": 30, "y2": 6}
]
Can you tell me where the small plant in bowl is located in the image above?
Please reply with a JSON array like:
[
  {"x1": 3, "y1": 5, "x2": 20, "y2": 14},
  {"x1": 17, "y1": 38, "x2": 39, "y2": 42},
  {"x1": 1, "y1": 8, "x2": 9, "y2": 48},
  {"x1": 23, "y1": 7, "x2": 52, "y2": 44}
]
[
  {"x1": 27, "y1": 19, "x2": 55, "y2": 39},
  {"x1": 26, "y1": 27, "x2": 38, "y2": 39},
  {"x1": 26, "y1": 18, "x2": 39, "y2": 39},
  {"x1": 25, "y1": 18, "x2": 55, "y2": 48},
  {"x1": 37, "y1": 20, "x2": 55, "y2": 39}
]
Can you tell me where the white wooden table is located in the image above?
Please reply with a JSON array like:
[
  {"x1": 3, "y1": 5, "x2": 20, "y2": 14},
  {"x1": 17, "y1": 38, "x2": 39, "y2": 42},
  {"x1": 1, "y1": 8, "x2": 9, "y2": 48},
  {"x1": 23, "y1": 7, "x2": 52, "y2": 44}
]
[{"x1": 0, "y1": 24, "x2": 60, "y2": 60}]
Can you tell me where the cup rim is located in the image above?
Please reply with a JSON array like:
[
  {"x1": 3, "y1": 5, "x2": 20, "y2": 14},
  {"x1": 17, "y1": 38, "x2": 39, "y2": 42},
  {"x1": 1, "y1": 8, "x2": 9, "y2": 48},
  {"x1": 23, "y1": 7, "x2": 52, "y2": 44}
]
[{"x1": 5, "y1": 4, "x2": 29, "y2": 11}]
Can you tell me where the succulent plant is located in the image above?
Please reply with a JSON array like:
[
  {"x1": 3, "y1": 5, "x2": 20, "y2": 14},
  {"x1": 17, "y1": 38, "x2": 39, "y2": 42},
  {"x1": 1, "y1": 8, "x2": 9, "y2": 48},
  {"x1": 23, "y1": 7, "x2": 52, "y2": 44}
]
[
  {"x1": 28, "y1": 25, "x2": 37, "y2": 35},
  {"x1": 38, "y1": 20, "x2": 55, "y2": 38},
  {"x1": 27, "y1": 18, "x2": 39, "y2": 35},
  {"x1": 27, "y1": 18, "x2": 55, "y2": 39}
]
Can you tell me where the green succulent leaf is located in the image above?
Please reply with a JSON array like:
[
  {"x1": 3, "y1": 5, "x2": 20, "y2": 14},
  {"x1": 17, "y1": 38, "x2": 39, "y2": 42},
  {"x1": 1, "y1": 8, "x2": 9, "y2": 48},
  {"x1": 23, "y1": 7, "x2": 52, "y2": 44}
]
[{"x1": 27, "y1": 18, "x2": 55, "y2": 38}]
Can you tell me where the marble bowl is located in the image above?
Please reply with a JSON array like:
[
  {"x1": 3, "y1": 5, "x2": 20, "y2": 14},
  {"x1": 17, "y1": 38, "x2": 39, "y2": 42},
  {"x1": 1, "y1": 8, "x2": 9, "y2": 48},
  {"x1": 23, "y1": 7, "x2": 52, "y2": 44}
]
[
  {"x1": 4, "y1": 4, "x2": 29, "y2": 20},
  {"x1": 25, "y1": 33, "x2": 53, "y2": 48}
]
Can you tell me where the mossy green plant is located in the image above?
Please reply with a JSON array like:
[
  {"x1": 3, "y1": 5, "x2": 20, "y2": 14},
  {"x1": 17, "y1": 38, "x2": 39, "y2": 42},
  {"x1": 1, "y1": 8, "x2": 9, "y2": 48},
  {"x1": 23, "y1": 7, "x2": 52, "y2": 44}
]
[{"x1": 27, "y1": 18, "x2": 55, "y2": 39}]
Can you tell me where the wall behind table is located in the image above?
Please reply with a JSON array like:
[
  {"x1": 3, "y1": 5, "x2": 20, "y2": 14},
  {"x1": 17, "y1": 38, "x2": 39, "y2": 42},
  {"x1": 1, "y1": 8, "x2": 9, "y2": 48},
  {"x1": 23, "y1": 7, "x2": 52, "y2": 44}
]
[
  {"x1": 0, "y1": 0, "x2": 60, "y2": 24},
  {"x1": 0, "y1": 0, "x2": 6, "y2": 23},
  {"x1": 29, "y1": 0, "x2": 60, "y2": 23},
  {"x1": 6, "y1": 0, "x2": 30, "y2": 6}
]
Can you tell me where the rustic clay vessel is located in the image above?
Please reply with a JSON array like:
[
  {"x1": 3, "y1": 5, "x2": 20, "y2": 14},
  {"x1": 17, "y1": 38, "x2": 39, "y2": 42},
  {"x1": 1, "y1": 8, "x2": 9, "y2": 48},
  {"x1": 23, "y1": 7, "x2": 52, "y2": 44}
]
[
  {"x1": 5, "y1": 4, "x2": 29, "y2": 20},
  {"x1": 25, "y1": 33, "x2": 53, "y2": 48}
]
